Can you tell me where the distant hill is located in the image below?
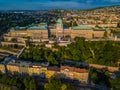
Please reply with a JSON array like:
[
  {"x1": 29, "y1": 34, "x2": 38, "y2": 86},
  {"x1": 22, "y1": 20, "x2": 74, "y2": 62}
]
[
  {"x1": 88, "y1": 5, "x2": 120, "y2": 10},
  {"x1": 85, "y1": 5, "x2": 120, "y2": 11},
  {"x1": 79, "y1": 5, "x2": 120, "y2": 14},
  {"x1": 49, "y1": 5, "x2": 120, "y2": 14}
]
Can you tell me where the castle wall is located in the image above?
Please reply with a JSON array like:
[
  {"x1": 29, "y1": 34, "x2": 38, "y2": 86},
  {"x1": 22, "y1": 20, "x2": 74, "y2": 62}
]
[
  {"x1": 27, "y1": 30, "x2": 48, "y2": 39},
  {"x1": 9, "y1": 30, "x2": 27, "y2": 37},
  {"x1": 93, "y1": 31, "x2": 105, "y2": 38},
  {"x1": 70, "y1": 29, "x2": 93, "y2": 39}
]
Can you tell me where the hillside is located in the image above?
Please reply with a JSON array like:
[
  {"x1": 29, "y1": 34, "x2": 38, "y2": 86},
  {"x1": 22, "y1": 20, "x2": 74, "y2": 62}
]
[{"x1": 86, "y1": 5, "x2": 120, "y2": 14}]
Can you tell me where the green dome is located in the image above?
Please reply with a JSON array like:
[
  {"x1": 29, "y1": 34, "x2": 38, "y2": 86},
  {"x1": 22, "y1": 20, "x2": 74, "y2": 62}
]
[{"x1": 57, "y1": 18, "x2": 63, "y2": 24}]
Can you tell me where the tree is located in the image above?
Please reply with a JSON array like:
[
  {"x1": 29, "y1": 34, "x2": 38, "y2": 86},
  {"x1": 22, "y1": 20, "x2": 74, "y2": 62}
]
[
  {"x1": 53, "y1": 42, "x2": 59, "y2": 48},
  {"x1": 117, "y1": 22, "x2": 120, "y2": 28},
  {"x1": 24, "y1": 76, "x2": 37, "y2": 90},
  {"x1": 104, "y1": 30, "x2": 108, "y2": 38},
  {"x1": 45, "y1": 77, "x2": 76, "y2": 90},
  {"x1": 45, "y1": 77, "x2": 62, "y2": 90},
  {"x1": 48, "y1": 53, "x2": 58, "y2": 65},
  {"x1": 61, "y1": 84, "x2": 67, "y2": 90},
  {"x1": 24, "y1": 76, "x2": 31, "y2": 89},
  {"x1": 29, "y1": 79, "x2": 37, "y2": 90},
  {"x1": 44, "y1": 49, "x2": 51, "y2": 60},
  {"x1": 110, "y1": 76, "x2": 120, "y2": 90},
  {"x1": 11, "y1": 38, "x2": 17, "y2": 42},
  {"x1": 72, "y1": 21, "x2": 77, "y2": 27},
  {"x1": 90, "y1": 68, "x2": 110, "y2": 87},
  {"x1": 0, "y1": 75, "x2": 24, "y2": 89}
]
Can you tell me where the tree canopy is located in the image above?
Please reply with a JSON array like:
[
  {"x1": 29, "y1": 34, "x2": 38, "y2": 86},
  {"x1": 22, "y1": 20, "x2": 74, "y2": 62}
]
[{"x1": 20, "y1": 37, "x2": 120, "y2": 66}]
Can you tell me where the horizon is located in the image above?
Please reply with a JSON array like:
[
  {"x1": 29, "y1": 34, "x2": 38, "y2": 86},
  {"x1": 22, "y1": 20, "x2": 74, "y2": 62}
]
[
  {"x1": 0, "y1": 0, "x2": 120, "y2": 10},
  {"x1": 0, "y1": 5, "x2": 120, "y2": 11}
]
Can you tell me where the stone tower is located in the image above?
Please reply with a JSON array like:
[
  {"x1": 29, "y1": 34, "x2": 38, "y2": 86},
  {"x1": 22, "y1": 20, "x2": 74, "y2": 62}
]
[{"x1": 56, "y1": 18, "x2": 64, "y2": 37}]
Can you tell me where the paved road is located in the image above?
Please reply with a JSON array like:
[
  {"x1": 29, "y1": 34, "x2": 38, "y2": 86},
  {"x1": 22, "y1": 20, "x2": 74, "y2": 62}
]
[{"x1": 17, "y1": 47, "x2": 26, "y2": 58}]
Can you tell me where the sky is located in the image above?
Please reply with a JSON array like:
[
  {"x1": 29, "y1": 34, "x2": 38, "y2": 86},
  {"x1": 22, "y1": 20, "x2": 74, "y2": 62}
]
[{"x1": 0, "y1": 0, "x2": 120, "y2": 10}]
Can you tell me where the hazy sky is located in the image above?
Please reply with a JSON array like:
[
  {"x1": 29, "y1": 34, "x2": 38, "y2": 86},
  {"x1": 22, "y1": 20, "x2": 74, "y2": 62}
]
[{"x1": 0, "y1": 0, "x2": 120, "y2": 10}]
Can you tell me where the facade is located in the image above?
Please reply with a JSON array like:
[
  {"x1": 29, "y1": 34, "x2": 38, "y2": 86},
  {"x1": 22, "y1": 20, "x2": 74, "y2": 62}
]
[
  {"x1": 51, "y1": 18, "x2": 112, "y2": 39},
  {"x1": 6, "y1": 18, "x2": 111, "y2": 40},
  {"x1": 0, "y1": 60, "x2": 89, "y2": 83},
  {"x1": 60, "y1": 66, "x2": 89, "y2": 83},
  {"x1": 9, "y1": 23, "x2": 48, "y2": 39}
]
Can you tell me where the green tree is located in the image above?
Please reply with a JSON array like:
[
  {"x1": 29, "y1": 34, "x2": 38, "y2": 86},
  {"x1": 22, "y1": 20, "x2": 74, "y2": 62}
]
[
  {"x1": 45, "y1": 77, "x2": 76, "y2": 90},
  {"x1": 29, "y1": 79, "x2": 37, "y2": 90},
  {"x1": 45, "y1": 77, "x2": 62, "y2": 90},
  {"x1": 24, "y1": 76, "x2": 31, "y2": 89},
  {"x1": 48, "y1": 53, "x2": 58, "y2": 65},
  {"x1": 11, "y1": 38, "x2": 17, "y2": 42},
  {"x1": 61, "y1": 84, "x2": 67, "y2": 90},
  {"x1": 104, "y1": 30, "x2": 108, "y2": 38},
  {"x1": 90, "y1": 68, "x2": 110, "y2": 87},
  {"x1": 110, "y1": 76, "x2": 120, "y2": 90}
]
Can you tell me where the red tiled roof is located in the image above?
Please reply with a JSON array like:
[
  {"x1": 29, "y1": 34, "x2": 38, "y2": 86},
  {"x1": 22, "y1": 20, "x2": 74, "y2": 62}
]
[
  {"x1": 47, "y1": 66, "x2": 60, "y2": 71},
  {"x1": 29, "y1": 63, "x2": 42, "y2": 67},
  {"x1": 60, "y1": 66, "x2": 88, "y2": 73}
]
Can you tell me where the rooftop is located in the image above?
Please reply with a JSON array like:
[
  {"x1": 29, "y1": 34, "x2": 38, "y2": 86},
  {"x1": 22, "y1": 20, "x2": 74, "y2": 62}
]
[
  {"x1": 12, "y1": 26, "x2": 27, "y2": 30},
  {"x1": 8, "y1": 60, "x2": 49, "y2": 67},
  {"x1": 61, "y1": 66, "x2": 88, "y2": 73},
  {"x1": 29, "y1": 62, "x2": 49, "y2": 67},
  {"x1": 93, "y1": 27, "x2": 108, "y2": 31},
  {"x1": 47, "y1": 66, "x2": 60, "y2": 71},
  {"x1": 11, "y1": 23, "x2": 48, "y2": 31},
  {"x1": 39, "y1": 22, "x2": 48, "y2": 25},
  {"x1": 8, "y1": 60, "x2": 31, "y2": 67},
  {"x1": 72, "y1": 25, "x2": 93, "y2": 30},
  {"x1": 1, "y1": 56, "x2": 17, "y2": 65},
  {"x1": 28, "y1": 25, "x2": 48, "y2": 30}
]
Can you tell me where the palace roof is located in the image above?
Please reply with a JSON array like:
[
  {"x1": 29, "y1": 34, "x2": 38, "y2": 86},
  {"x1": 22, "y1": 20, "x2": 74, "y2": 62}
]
[
  {"x1": 28, "y1": 25, "x2": 48, "y2": 30},
  {"x1": 12, "y1": 26, "x2": 27, "y2": 30},
  {"x1": 72, "y1": 25, "x2": 93, "y2": 30},
  {"x1": 11, "y1": 23, "x2": 48, "y2": 30}
]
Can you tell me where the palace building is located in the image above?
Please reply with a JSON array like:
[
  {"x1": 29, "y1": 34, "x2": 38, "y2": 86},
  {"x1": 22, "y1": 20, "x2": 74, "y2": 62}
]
[{"x1": 7, "y1": 18, "x2": 111, "y2": 40}]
